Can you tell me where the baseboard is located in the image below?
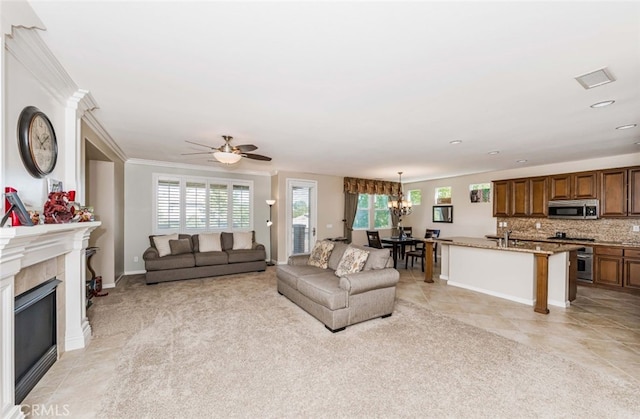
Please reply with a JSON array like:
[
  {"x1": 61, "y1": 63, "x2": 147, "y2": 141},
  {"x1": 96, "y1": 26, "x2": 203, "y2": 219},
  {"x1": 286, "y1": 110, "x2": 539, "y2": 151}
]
[{"x1": 124, "y1": 270, "x2": 146, "y2": 275}]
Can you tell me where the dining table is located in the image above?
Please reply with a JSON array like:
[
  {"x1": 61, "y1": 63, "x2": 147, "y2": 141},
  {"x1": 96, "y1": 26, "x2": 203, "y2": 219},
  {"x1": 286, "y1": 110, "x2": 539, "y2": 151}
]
[{"x1": 380, "y1": 236, "x2": 421, "y2": 269}]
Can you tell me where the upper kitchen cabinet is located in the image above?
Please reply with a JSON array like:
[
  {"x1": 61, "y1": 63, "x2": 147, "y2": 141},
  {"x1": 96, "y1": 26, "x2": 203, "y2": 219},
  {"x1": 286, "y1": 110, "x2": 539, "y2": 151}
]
[
  {"x1": 629, "y1": 167, "x2": 640, "y2": 216},
  {"x1": 549, "y1": 171, "x2": 598, "y2": 200},
  {"x1": 600, "y1": 166, "x2": 640, "y2": 217},
  {"x1": 600, "y1": 169, "x2": 627, "y2": 217},
  {"x1": 492, "y1": 177, "x2": 547, "y2": 217}
]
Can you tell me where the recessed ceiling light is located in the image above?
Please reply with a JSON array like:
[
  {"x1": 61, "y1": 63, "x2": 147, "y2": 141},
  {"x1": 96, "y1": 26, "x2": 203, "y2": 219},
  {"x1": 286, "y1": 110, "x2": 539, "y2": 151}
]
[
  {"x1": 616, "y1": 124, "x2": 637, "y2": 130},
  {"x1": 488, "y1": 151, "x2": 500, "y2": 155},
  {"x1": 516, "y1": 159, "x2": 527, "y2": 163},
  {"x1": 449, "y1": 140, "x2": 462, "y2": 145},
  {"x1": 636, "y1": 141, "x2": 640, "y2": 145},
  {"x1": 590, "y1": 100, "x2": 615, "y2": 108}
]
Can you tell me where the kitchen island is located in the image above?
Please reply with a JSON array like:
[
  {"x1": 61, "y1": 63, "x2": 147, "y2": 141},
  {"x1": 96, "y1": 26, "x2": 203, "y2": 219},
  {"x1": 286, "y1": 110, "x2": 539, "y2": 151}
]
[{"x1": 430, "y1": 237, "x2": 582, "y2": 314}]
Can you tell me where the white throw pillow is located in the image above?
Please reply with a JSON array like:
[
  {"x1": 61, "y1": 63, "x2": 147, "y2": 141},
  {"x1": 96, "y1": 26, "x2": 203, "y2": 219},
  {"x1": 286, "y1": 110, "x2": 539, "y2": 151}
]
[
  {"x1": 199, "y1": 232, "x2": 222, "y2": 252},
  {"x1": 335, "y1": 246, "x2": 369, "y2": 277},
  {"x1": 232, "y1": 232, "x2": 253, "y2": 250},
  {"x1": 153, "y1": 233, "x2": 179, "y2": 257}
]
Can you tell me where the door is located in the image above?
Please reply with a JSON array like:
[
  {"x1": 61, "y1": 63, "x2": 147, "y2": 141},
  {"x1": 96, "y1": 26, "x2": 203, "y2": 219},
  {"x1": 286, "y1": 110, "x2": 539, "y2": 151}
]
[{"x1": 286, "y1": 179, "x2": 317, "y2": 257}]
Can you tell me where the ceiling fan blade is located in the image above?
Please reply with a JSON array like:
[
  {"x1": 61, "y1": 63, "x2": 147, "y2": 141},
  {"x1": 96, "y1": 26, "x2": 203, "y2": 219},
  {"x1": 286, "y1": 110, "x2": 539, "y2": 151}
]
[
  {"x1": 243, "y1": 153, "x2": 272, "y2": 161},
  {"x1": 181, "y1": 151, "x2": 212, "y2": 155},
  {"x1": 186, "y1": 140, "x2": 216, "y2": 149},
  {"x1": 235, "y1": 144, "x2": 258, "y2": 152}
]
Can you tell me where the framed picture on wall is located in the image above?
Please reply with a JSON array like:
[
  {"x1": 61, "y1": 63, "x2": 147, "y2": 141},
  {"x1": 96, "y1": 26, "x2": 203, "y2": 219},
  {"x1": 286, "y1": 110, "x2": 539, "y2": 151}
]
[{"x1": 47, "y1": 178, "x2": 63, "y2": 193}]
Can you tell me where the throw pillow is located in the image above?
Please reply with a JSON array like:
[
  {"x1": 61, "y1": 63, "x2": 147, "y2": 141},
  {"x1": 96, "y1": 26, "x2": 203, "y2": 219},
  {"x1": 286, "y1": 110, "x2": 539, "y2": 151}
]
[
  {"x1": 232, "y1": 232, "x2": 253, "y2": 250},
  {"x1": 169, "y1": 238, "x2": 192, "y2": 255},
  {"x1": 335, "y1": 246, "x2": 370, "y2": 277},
  {"x1": 307, "y1": 240, "x2": 335, "y2": 269},
  {"x1": 199, "y1": 232, "x2": 222, "y2": 252},
  {"x1": 153, "y1": 233, "x2": 179, "y2": 257}
]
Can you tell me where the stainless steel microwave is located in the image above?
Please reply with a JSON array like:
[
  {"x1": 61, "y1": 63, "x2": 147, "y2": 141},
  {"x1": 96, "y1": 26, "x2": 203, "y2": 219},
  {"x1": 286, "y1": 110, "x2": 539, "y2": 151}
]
[{"x1": 548, "y1": 199, "x2": 599, "y2": 220}]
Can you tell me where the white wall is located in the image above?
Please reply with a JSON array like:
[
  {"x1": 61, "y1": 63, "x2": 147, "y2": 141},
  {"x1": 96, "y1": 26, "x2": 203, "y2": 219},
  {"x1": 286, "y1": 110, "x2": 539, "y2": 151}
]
[
  {"x1": 401, "y1": 152, "x2": 640, "y2": 239},
  {"x1": 89, "y1": 160, "x2": 116, "y2": 287},
  {"x1": 124, "y1": 161, "x2": 271, "y2": 273}
]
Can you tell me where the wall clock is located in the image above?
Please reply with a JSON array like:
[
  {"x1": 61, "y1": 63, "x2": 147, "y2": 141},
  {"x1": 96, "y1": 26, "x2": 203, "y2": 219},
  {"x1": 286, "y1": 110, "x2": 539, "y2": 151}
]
[{"x1": 17, "y1": 106, "x2": 58, "y2": 178}]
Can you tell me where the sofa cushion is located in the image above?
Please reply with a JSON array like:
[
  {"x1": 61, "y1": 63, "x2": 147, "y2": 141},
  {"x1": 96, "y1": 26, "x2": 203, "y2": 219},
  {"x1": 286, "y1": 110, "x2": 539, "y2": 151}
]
[
  {"x1": 221, "y1": 232, "x2": 234, "y2": 250},
  {"x1": 335, "y1": 246, "x2": 369, "y2": 277},
  {"x1": 169, "y1": 238, "x2": 192, "y2": 255},
  {"x1": 199, "y1": 232, "x2": 222, "y2": 252},
  {"x1": 296, "y1": 273, "x2": 347, "y2": 310},
  {"x1": 327, "y1": 242, "x2": 349, "y2": 271},
  {"x1": 232, "y1": 232, "x2": 253, "y2": 250},
  {"x1": 195, "y1": 251, "x2": 228, "y2": 266},
  {"x1": 145, "y1": 253, "x2": 195, "y2": 271},
  {"x1": 153, "y1": 233, "x2": 179, "y2": 257},
  {"x1": 308, "y1": 240, "x2": 335, "y2": 269},
  {"x1": 276, "y1": 264, "x2": 326, "y2": 290},
  {"x1": 227, "y1": 248, "x2": 265, "y2": 263},
  {"x1": 351, "y1": 244, "x2": 390, "y2": 270}
]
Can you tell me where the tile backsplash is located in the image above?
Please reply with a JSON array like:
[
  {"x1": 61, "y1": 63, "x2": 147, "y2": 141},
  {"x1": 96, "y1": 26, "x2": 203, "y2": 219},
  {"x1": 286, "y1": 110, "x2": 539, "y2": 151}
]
[{"x1": 496, "y1": 217, "x2": 640, "y2": 244}]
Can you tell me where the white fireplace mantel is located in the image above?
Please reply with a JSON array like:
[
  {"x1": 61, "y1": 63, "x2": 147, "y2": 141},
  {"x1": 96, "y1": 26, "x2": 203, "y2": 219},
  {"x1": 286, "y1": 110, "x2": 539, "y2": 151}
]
[{"x1": 0, "y1": 221, "x2": 100, "y2": 419}]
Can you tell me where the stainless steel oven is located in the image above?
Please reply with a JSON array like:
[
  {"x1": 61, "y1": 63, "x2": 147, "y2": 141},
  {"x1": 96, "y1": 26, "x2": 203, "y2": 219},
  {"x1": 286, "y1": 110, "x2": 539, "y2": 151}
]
[{"x1": 576, "y1": 247, "x2": 593, "y2": 282}]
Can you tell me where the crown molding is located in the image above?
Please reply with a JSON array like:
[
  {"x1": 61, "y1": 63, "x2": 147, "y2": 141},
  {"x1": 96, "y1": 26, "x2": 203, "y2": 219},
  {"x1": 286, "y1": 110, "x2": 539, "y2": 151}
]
[
  {"x1": 82, "y1": 111, "x2": 128, "y2": 163},
  {"x1": 5, "y1": 27, "x2": 77, "y2": 104},
  {"x1": 1, "y1": 0, "x2": 46, "y2": 36},
  {"x1": 126, "y1": 158, "x2": 272, "y2": 177}
]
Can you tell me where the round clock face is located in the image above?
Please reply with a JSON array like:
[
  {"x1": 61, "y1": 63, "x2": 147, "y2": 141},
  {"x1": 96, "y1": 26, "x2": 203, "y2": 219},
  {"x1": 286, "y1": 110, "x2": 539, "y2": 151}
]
[{"x1": 17, "y1": 106, "x2": 58, "y2": 178}]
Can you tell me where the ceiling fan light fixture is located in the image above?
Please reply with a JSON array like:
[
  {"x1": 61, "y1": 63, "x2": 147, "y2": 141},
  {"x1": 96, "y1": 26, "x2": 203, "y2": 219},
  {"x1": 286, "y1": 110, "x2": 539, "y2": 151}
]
[{"x1": 213, "y1": 151, "x2": 242, "y2": 164}]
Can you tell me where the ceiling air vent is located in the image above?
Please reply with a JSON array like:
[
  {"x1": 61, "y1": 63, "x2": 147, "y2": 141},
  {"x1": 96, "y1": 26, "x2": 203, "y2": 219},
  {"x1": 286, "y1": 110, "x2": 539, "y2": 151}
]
[{"x1": 575, "y1": 67, "x2": 616, "y2": 89}]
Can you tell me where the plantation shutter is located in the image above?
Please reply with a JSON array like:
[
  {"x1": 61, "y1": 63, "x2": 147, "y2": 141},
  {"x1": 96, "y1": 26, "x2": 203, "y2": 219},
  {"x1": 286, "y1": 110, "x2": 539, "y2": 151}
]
[
  {"x1": 232, "y1": 184, "x2": 250, "y2": 228},
  {"x1": 185, "y1": 181, "x2": 207, "y2": 229},
  {"x1": 209, "y1": 183, "x2": 228, "y2": 229},
  {"x1": 156, "y1": 179, "x2": 181, "y2": 230}
]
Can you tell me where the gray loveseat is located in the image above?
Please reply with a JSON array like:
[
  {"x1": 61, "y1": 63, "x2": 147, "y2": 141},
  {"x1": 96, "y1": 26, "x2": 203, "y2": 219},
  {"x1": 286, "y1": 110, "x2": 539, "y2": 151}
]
[
  {"x1": 143, "y1": 232, "x2": 266, "y2": 284},
  {"x1": 276, "y1": 242, "x2": 400, "y2": 332}
]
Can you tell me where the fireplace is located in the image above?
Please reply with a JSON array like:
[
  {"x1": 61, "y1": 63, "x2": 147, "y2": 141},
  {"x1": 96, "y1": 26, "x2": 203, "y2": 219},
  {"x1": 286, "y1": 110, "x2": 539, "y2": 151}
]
[{"x1": 14, "y1": 278, "x2": 61, "y2": 404}]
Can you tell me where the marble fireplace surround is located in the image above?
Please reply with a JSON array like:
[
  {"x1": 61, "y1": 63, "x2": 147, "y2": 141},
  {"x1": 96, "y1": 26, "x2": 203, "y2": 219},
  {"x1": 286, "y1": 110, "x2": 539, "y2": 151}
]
[{"x1": 0, "y1": 222, "x2": 100, "y2": 419}]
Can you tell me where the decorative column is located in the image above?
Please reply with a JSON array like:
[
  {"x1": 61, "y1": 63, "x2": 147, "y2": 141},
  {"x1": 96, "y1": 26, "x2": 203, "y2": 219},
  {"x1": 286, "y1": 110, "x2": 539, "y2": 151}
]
[{"x1": 64, "y1": 227, "x2": 94, "y2": 350}]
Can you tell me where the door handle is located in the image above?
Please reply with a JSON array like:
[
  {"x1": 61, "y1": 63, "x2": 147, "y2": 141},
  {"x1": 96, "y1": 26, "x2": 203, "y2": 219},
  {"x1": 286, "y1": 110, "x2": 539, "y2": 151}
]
[{"x1": 312, "y1": 227, "x2": 316, "y2": 237}]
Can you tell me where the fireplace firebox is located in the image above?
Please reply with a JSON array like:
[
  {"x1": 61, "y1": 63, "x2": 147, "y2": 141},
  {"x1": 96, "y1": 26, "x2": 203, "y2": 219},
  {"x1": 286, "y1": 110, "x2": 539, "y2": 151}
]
[{"x1": 14, "y1": 278, "x2": 61, "y2": 404}]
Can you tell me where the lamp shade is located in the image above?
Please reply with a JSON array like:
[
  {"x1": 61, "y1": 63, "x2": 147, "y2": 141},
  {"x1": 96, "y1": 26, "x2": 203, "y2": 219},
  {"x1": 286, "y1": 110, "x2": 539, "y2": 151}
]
[
  {"x1": 266, "y1": 199, "x2": 276, "y2": 206},
  {"x1": 213, "y1": 151, "x2": 242, "y2": 164}
]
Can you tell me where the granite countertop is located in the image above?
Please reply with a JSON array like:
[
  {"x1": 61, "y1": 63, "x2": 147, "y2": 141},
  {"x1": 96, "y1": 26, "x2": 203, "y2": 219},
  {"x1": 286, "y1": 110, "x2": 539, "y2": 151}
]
[
  {"x1": 435, "y1": 236, "x2": 583, "y2": 255},
  {"x1": 485, "y1": 235, "x2": 640, "y2": 249}
]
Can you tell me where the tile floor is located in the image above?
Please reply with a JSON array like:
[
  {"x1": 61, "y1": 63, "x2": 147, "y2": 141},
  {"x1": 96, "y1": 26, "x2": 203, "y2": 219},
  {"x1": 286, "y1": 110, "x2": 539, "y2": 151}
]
[{"x1": 19, "y1": 265, "x2": 640, "y2": 417}]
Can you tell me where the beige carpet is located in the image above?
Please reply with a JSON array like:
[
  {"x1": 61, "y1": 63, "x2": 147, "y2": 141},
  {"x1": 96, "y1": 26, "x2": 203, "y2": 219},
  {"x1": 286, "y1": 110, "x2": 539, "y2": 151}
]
[{"x1": 92, "y1": 269, "x2": 640, "y2": 418}]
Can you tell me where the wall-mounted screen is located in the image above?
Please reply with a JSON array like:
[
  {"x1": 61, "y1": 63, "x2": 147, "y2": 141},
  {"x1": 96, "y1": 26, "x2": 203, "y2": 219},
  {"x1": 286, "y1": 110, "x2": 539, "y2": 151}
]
[{"x1": 432, "y1": 205, "x2": 453, "y2": 223}]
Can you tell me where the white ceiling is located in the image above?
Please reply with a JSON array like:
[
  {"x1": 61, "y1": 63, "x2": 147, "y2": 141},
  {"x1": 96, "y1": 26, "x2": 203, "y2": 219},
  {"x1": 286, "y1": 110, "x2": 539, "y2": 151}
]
[{"x1": 27, "y1": 1, "x2": 640, "y2": 182}]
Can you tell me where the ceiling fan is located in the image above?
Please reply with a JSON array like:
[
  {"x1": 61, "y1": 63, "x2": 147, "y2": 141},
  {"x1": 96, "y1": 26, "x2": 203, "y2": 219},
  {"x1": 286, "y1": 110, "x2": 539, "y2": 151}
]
[{"x1": 181, "y1": 135, "x2": 272, "y2": 164}]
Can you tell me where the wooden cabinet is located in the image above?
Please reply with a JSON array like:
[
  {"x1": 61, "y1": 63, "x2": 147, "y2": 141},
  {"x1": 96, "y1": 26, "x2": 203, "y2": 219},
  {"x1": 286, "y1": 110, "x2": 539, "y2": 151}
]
[
  {"x1": 600, "y1": 169, "x2": 627, "y2": 217},
  {"x1": 624, "y1": 249, "x2": 640, "y2": 290},
  {"x1": 511, "y1": 179, "x2": 529, "y2": 217},
  {"x1": 629, "y1": 168, "x2": 640, "y2": 216},
  {"x1": 529, "y1": 176, "x2": 548, "y2": 217},
  {"x1": 549, "y1": 171, "x2": 597, "y2": 200},
  {"x1": 594, "y1": 247, "x2": 623, "y2": 287},
  {"x1": 493, "y1": 178, "x2": 547, "y2": 217},
  {"x1": 493, "y1": 180, "x2": 510, "y2": 217}
]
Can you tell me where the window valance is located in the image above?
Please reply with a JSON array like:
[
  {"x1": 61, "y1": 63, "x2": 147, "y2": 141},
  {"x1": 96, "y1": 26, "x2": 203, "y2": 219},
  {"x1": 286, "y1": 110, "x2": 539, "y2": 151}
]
[{"x1": 344, "y1": 177, "x2": 399, "y2": 195}]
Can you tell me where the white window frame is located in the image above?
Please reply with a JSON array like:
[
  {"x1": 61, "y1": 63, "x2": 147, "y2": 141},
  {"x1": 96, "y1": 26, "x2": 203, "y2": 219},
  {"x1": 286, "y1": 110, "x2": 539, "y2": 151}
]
[
  {"x1": 353, "y1": 193, "x2": 391, "y2": 230},
  {"x1": 152, "y1": 173, "x2": 254, "y2": 234},
  {"x1": 408, "y1": 189, "x2": 422, "y2": 206}
]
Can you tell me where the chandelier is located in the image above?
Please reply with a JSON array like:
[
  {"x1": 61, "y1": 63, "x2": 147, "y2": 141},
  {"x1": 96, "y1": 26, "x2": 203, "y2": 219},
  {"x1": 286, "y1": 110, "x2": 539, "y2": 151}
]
[{"x1": 388, "y1": 171, "x2": 412, "y2": 218}]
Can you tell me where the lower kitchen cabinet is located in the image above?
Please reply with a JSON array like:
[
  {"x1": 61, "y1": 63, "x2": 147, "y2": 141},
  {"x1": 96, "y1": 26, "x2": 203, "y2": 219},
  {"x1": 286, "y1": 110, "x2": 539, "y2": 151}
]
[
  {"x1": 624, "y1": 249, "x2": 640, "y2": 290},
  {"x1": 594, "y1": 247, "x2": 623, "y2": 287}
]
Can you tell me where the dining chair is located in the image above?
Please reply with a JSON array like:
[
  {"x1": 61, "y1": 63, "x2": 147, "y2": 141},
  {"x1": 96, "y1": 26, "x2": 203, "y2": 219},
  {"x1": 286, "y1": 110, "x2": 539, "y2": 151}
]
[
  {"x1": 405, "y1": 228, "x2": 440, "y2": 271},
  {"x1": 366, "y1": 231, "x2": 393, "y2": 252}
]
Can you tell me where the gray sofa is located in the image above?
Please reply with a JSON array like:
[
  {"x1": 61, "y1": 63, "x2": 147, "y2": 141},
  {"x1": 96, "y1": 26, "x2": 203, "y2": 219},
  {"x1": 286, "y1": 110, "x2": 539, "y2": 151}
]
[
  {"x1": 143, "y1": 232, "x2": 266, "y2": 284},
  {"x1": 276, "y1": 242, "x2": 400, "y2": 332}
]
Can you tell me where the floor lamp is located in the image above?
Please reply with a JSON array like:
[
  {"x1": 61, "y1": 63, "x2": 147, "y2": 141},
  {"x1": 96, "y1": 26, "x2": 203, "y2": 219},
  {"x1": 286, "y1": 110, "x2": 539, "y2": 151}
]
[{"x1": 266, "y1": 199, "x2": 275, "y2": 266}]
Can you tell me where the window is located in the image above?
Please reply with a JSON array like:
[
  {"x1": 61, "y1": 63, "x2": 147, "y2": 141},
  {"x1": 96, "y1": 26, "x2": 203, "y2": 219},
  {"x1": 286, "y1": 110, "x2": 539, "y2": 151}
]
[
  {"x1": 408, "y1": 189, "x2": 422, "y2": 205},
  {"x1": 435, "y1": 186, "x2": 452, "y2": 204},
  {"x1": 153, "y1": 174, "x2": 253, "y2": 233},
  {"x1": 353, "y1": 194, "x2": 391, "y2": 230},
  {"x1": 469, "y1": 183, "x2": 491, "y2": 203}
]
